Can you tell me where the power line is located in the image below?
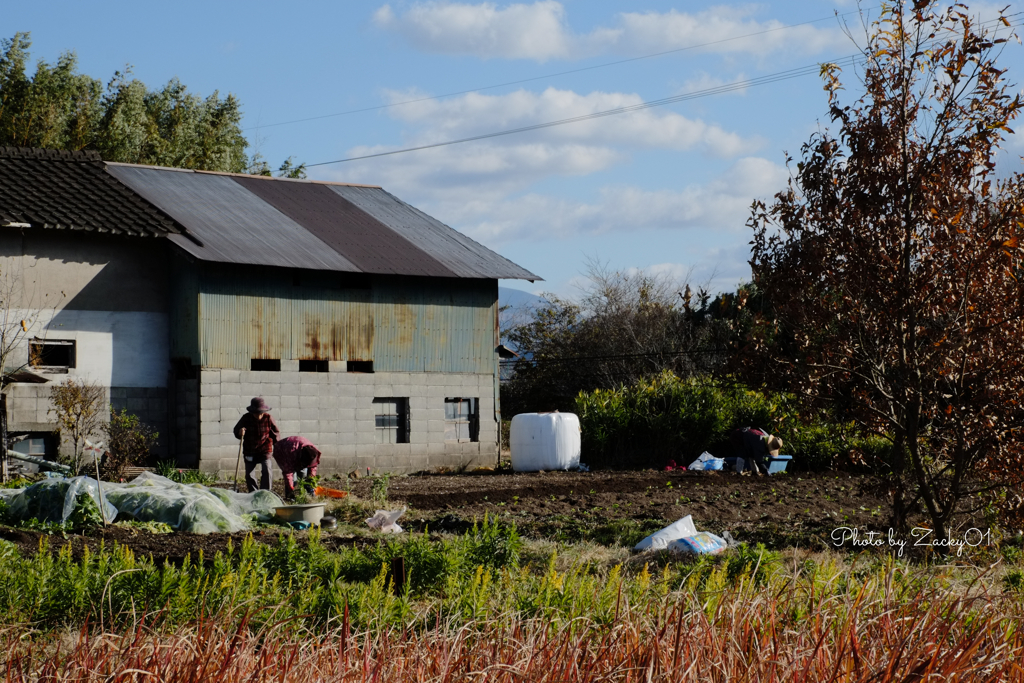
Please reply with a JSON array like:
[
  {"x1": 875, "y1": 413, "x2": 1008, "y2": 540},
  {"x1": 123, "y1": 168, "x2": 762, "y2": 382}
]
[
  {"x1": 308, "y1": 13, "x2": 1021, "y2": 168},
  {"x1": 307, "y1": 56, "x2": 857, "y2": 167},
  {"x1": 248, "y1": 7, "x2": 873, "y2": 132}
]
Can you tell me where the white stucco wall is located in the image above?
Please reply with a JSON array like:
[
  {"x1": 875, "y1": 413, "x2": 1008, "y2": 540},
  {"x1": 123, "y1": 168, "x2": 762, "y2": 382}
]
[{"x1": 15, "y1": 308, "x2": 169, "y2": 388}]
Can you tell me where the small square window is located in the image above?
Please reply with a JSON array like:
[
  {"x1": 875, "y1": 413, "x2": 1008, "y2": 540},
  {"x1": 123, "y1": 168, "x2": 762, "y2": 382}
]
[
  {"x1": 251, "y1": 359, "x2": 281, "y2": 371},
  {"x1": 444, "y1": 397, "x2": 479, "y2": 442},
  {"x1": 13, "y1": 436, "x2": 48, "y2": 458},
  {"x1": 29, "y1": 339, "x2": 74, "y2": 373},
  {"x1": 373, "y1": 397, "x2": 409, "y2": 444},
  {"x1": 348, "y1": 360, "x2": 374, "y2": 373},
  {"x1": 299, "y1": 359, "x2": 329, "y2": 373}
]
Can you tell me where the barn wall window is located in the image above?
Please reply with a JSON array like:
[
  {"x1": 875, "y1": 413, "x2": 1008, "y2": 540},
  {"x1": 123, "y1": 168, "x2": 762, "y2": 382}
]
[
  {"x1": 444, "y1": 397, "x2": 479, "y2": 442},
  {"x1": 29, "y1": 339, "x2": 75, "y2": 373},
  {"x1": 373, "y1": 397, "x2": 409, "y2": 444}
]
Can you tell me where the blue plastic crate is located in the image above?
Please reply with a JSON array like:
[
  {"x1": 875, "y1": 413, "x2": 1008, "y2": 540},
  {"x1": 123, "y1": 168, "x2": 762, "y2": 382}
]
[{"x1": 723, "y1": 455, "x2": 792, "y2": 474}]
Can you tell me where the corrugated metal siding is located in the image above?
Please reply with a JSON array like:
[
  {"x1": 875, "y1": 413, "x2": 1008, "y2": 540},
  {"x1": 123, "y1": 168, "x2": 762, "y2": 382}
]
[
  {"x1": 196, "y1": 265, "x2": 497, "y2": 373},
  {"x1": 291, "y1": 291, "x2": 375, "y2": 362}
]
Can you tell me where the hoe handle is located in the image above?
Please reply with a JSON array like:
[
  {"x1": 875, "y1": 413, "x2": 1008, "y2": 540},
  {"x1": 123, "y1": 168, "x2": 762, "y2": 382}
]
[{"x1": 234, "y1": 427, "x2": 246, "y2": 492}]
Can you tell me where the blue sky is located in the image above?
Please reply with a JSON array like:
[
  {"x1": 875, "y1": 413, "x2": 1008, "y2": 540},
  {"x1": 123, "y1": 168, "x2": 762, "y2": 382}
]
[{"x1": 7, "y1": 1, "x2": 1022, "y2": 299}]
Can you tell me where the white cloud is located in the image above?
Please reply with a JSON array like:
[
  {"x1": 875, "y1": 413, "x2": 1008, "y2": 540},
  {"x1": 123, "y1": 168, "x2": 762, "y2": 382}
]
[
  {"x1": 374, "y1": 2, "x2": 848, "y2": 61},
  {"x1": 322, "y1": 86, "x2": 762, "y2": 209},
  {"x1": 382, "y1": 86, "x2": 756, "y2": 156},
  {"x1": 602, "y1": 7, "x2": 844, "y2": 58},
  {"x1": 373, "y1": 1, "x2": 572, "y2": 61},
  {"x1": 442, "y1": 156, "x2": 790, "y2": 245},
  {"x1": 334, "y1": 141, "x2": 623, "y2": 203}
]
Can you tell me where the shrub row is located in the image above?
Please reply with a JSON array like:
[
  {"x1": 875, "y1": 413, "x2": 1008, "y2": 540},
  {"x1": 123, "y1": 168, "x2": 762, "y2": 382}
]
[{"x1": 575, "y1": 371, "x2": 890, "y2": 470}]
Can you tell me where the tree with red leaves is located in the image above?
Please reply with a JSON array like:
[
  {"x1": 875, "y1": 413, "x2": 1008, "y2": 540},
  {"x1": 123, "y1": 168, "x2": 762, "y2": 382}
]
[{"x1": 749, "y1": 1, "x2": 1024, "y2": 539}]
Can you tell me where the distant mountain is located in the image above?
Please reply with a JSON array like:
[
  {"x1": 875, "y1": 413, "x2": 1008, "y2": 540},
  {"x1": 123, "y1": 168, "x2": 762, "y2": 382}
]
[
  {"x1": 498, "y1": 287, "x2": 548, "y2": 347},
  {"x1": 499, "y1": 286, "x2": 547, "y2": 311}
]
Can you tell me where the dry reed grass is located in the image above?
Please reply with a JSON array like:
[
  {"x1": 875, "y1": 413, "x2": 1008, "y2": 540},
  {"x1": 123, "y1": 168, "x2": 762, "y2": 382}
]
[{"x1": 5, "y1": 564, "x2": 1023, "y2": 682}]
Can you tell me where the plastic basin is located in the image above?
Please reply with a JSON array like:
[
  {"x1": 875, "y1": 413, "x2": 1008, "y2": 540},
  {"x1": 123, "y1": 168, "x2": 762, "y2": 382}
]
[{"x1": 274, "y1": 503, "x2": 325, "y2": 525}]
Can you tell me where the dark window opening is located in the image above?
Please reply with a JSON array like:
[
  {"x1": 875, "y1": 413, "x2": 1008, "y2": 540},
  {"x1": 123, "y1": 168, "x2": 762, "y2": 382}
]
[
  {"x1": 250, "y1": 359, "x2": 281, "y2": 372},
  {"x1": 10, "y1": 433, "x2": 57, "y2": 472},
  {"x1": 293, "y1": 270, "x2": 371, "y2": 290},
  {"x1": 299, "y1": 359, "x2": 329, "y2": 373},
  {"x1": 29, "y1": 339, "x2": 75, "y2": 373},
  {"x1": 338, "y1": 273, "x2": 372, "y2": 290},
  {"x1": 444, "y1": 397, "x2": 479, "y2": 442},
  {"x1": 348, "y1": 360, "x2": 374, "y2": 373},
  {"x1": 171, "y1": 358, "x2": 199, "y2": 380},
  {"x1": 373, "y1": 397, "x2": 409, "y2": 444},
  {"x1": 12, "y1": 434, "x2": 52, "y2": 458}
]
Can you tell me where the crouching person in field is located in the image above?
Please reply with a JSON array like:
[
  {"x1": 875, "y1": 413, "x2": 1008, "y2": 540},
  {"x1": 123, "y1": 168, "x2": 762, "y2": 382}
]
[
  {"x1": 273, "y1": 436, "x2": 322, "y2": 501},
  {"x1": 730, "y1": 427, "x2": 783, "y2": 476}
]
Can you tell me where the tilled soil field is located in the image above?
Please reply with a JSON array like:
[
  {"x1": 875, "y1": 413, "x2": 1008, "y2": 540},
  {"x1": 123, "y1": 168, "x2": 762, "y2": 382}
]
[
  {"x1": 376, "y1": 469, "x2": 890, "y2": 549},
  {"x1": 0, "y1": 469, "x2": 891, "y2": 561}
]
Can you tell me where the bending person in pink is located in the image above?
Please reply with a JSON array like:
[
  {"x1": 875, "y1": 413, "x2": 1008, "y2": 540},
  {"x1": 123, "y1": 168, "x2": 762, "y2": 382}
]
[{"x1": 273, "y1": 436, "x2": 322, "y2": 501}]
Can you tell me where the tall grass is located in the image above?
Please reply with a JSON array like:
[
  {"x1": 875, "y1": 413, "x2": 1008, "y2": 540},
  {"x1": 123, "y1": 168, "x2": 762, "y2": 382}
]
[
  {"x1": 575, "y1": 371, "x2": 889, "y2": 470},
  {"x1": 5, "y1": 557, "x2": 1024, "y2": 681}
]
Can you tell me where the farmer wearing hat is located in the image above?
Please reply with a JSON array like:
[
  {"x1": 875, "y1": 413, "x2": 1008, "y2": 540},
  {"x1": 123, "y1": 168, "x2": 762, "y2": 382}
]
[
  {"x1": 730, "y1": 427, "x2": 783, "y2": 476},
  {"x1": 233, "y1": 397, "x2": 280, "y2": 492}
]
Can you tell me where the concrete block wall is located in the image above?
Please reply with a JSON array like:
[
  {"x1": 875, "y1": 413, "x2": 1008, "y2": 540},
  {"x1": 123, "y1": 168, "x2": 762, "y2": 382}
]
[
  {"x1": 6, "y1": 381, "x2": 111, "y2": 462},
  {"x1": 197, "y1": 367, "x2": 498, "y2": 476},
  {"x1": 6, "y1": 382, "x2": 63, "y2": 433}
]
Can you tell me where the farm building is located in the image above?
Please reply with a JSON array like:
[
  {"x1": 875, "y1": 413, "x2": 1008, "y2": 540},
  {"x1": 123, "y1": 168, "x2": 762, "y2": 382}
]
[{"x1": 0, "y1": 147, "x2": 539, "y2": 475}]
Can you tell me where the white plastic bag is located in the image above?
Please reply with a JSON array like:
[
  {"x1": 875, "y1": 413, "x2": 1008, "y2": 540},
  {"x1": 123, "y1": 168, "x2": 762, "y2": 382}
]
[
  {"x1": 667, "y1": 532, "x2": 729, "y2": 555},
  {"x1": 366, "y1": 507, "x2": 406, "y2": 534},
  {"x1": 633, "y1": 515, "x2": 698, "y2": 551},
  {"x1": 688, "y1": 451, "x2": 724, "y2": 471}
]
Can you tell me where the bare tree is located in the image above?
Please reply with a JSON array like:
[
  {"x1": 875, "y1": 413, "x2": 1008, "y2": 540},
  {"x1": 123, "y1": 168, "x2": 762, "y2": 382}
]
[
  {"x1": 502, "y1": 260, "x2": 751, "y2": 413},
  {"x1": 748, "y1": 1, "x2": 1024, "y2": 537},
  {"x1": 48, "y1": 378, "x2": 104, "y2": 474}
]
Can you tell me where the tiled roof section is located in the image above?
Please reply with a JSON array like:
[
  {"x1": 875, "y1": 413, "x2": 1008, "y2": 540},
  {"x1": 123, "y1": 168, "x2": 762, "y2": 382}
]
[{"x1": 0, "y1": 147, "x2": 183, "y2": 237}]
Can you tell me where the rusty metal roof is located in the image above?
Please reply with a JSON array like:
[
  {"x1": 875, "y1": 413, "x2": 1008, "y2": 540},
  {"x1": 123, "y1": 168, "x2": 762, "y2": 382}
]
[
  {"x1": 106, "y1": 165, "x2": 359, "y2": 271},
  {"x1": 0, "y1": 147, "x2": 183, "y2": 238},
  {"x1": 107, "y1": 164, "x2": 540, "y2": 281},
  {"x1": 331, "y1": 185, "x2": 534, "y2": 279}
]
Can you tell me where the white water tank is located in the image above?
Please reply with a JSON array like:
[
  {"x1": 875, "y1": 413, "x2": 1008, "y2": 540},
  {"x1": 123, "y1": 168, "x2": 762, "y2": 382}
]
[{"x1": 510, "y1": 412, "x2": 581, "y2": 472}]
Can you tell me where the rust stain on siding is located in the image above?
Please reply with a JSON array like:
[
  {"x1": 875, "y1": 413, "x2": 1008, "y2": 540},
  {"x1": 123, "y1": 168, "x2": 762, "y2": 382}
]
[{"x1": 304, "y1": 314, "x2": 323, "y2": 359}]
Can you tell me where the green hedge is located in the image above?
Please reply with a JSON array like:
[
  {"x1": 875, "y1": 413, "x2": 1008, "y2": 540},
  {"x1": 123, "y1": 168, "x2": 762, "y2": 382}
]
[{"x1": 574, "y1": 372, "x2": 888, "y2": 471}]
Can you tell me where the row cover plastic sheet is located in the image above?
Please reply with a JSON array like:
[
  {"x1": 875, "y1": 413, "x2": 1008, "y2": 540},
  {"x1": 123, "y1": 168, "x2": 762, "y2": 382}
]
[
  {"x1": 4, "y1": 473, "x2": 283, "y2": 534},
  {"x1": 5, "y1": 477, "x2": 118, "y2": 525}
]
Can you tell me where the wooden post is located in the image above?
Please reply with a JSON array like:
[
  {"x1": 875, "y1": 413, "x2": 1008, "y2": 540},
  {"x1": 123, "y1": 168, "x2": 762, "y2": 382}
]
[
  {"x1": 93, "y1": 450, "x2": 109, "y2": 526},
  {"x1": 0, "y1": 393, "x2": 7, "y2": 484}
]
